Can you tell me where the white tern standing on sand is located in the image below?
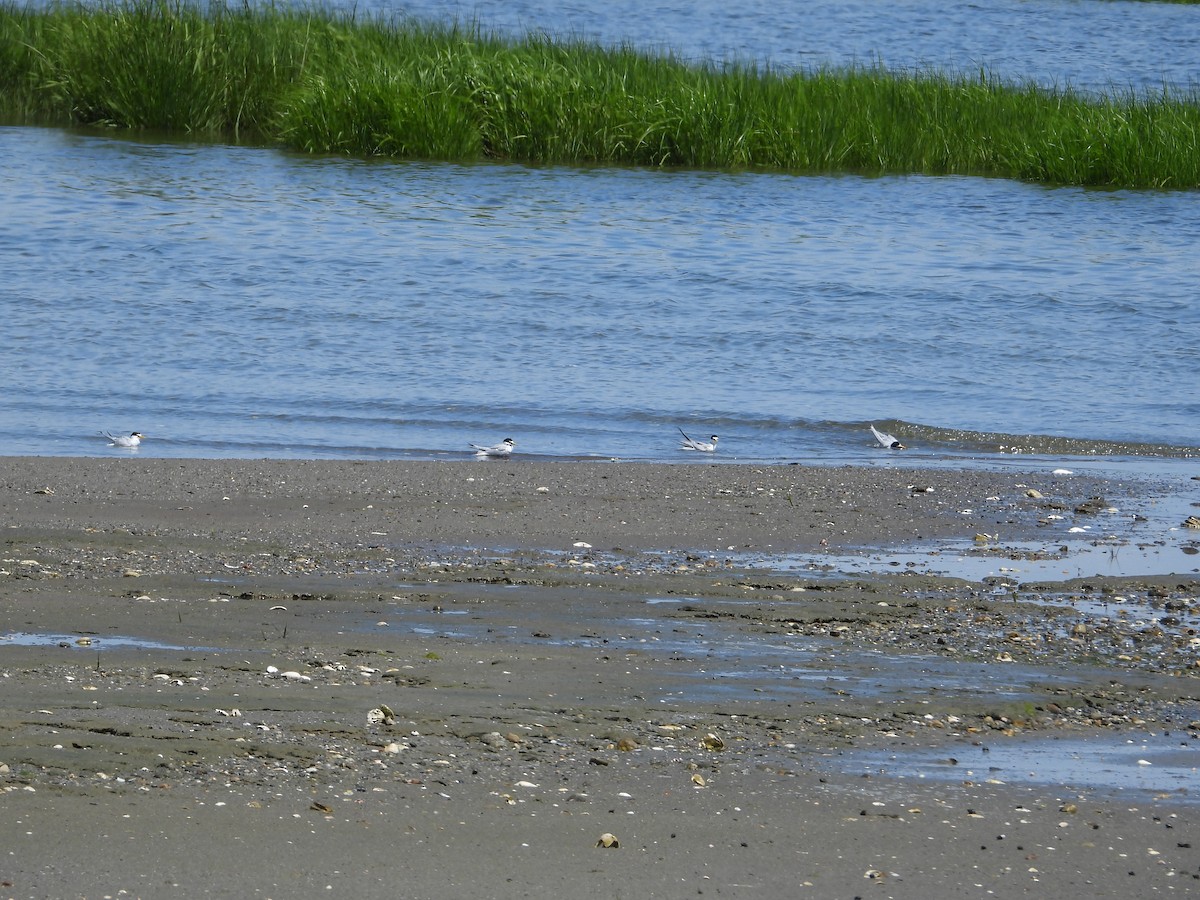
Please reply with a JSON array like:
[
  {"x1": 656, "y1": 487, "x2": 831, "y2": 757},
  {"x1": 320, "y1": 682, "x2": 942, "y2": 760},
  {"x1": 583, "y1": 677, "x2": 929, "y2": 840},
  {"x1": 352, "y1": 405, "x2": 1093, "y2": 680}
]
[{"x1": 470, "y1": 437, "x2": 516, "y2": 457}]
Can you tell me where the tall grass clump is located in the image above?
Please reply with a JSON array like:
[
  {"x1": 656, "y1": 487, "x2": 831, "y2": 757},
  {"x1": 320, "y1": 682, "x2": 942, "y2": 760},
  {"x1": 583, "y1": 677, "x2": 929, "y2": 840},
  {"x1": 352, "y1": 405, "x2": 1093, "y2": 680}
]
[
  {"x1": 0, "y1": 0, "x2": 319, "y2": 132},
  {"x1": 271, "y1": 21, "x2": 498, "y2": 159},
  {"x1": 2, "y1": 0, "x2": 1198, "y2": 187}
]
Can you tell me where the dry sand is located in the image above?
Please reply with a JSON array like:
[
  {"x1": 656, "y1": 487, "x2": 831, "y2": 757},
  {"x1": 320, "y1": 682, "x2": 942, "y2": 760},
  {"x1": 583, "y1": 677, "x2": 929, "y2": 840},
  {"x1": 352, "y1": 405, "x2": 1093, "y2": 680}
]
[{"x1": 1, "y1": 457, "x2": 1198, "y2": 899}]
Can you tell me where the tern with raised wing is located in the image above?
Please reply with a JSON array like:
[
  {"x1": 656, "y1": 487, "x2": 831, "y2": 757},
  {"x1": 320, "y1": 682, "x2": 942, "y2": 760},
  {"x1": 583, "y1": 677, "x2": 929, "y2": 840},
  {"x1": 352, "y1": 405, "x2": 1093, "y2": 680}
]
[
  {"x1": 678, "y1": 428, "x2": 718, "y2": 452},
  {"x1": 470, "y1": 437, "x2": 515, "y2": 458},
  {"x1": 103, "y1": 431, "x2": 145, "y2": 448},
  {"x1": 870, "y1": 424, "x2": 905, "y2": 450}
]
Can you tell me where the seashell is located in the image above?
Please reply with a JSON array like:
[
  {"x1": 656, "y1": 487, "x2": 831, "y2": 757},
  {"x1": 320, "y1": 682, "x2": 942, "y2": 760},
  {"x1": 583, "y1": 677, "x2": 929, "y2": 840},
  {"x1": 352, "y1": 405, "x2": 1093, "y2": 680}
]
[
  {"x1": 702, "y1": 733, "x2": 725, "y2": 751},
  {"x1": 122, "y1": 569, "x2": 142, "y2": 577},
  {"x1": 573, "y1": 541, "x2": 592, "y2": 549},
  {"x1": 616, "y1": 738, "x2": 638, "y2": 752},
  {"x1": 383, "y1": 742, "x2": 404, "y2": 754},
  {"x1": 265, "y1": 665, "x2": 279, "y2": 675},
  {"x1": 367, "y1": 705, "x2": 396, "y2": 726},
  {"x1": 74, "y1": 637, "x2": 92, "y2": 646},
  {"x1": 1025, "y1": 489, "x2": 1043, "y2": 499},
  {"x1": 691, "y1": 774, "x2": 707, "y2": 788},
  {"x1": 280, "y1": 671, "x2": 311, "y2": 682},
  {"x1": 595, "y1": 832, "x2": 620, "y2": 849},
  {"x1": 1183, "y1": 515, "x2": 1200, "y2": 529}
]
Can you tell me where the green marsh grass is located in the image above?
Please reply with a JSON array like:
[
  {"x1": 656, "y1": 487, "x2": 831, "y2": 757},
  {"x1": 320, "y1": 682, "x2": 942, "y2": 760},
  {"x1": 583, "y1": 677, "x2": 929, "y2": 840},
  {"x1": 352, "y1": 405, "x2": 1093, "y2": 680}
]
[{"x1": 2, "y1": 0, "x2": 1198, "y2": 187}]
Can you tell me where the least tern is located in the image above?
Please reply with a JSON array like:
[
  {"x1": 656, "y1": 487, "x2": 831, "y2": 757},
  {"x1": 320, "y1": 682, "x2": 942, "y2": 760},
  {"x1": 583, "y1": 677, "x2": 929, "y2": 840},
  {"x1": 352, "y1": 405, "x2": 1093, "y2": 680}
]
[
  {"x1": 870, "y1": 424, "x2": 905, "y2": 450},
  {"x1": 678, "y1": 428, "x2": 718, "y2": 452},
  {"x1": 103, "y1": 431, "x2": 145, "y2": 448},
  {"x1": 470, "y1": 437, "x2": 516, "y2": 458}
]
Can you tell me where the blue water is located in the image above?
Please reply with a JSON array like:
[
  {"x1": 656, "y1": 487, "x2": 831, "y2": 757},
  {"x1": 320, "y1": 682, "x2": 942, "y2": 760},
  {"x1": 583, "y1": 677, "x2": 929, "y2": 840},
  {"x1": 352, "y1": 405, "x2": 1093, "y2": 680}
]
[
  {"x1": 2, "y1": 1, "x2": 1199, "y2": 465},
  {"x1": 371, "y1": 0, "x2": 1200, "y2": 97}
]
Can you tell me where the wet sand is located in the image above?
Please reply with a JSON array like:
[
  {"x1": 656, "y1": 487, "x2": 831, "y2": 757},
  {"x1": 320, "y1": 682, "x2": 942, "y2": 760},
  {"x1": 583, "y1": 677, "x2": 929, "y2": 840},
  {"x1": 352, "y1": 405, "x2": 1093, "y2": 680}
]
[{"x1": 1, "y1": 457, "x2": 1198, "y2": 898}]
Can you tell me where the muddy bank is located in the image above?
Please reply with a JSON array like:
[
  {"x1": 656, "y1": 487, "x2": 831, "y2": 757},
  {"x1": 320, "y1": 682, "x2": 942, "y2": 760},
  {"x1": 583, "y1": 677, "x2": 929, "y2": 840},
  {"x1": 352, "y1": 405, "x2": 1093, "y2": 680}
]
[{"x1": 1, "y1": 457, "x2": 1198, "y2": 898}]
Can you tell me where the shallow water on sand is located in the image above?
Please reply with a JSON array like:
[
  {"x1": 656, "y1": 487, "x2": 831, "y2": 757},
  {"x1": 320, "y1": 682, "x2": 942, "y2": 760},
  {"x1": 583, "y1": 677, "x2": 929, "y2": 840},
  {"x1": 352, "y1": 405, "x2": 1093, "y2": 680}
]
[{"x1": 842, "y1": 731, "x2": 1200, "y2": 801}]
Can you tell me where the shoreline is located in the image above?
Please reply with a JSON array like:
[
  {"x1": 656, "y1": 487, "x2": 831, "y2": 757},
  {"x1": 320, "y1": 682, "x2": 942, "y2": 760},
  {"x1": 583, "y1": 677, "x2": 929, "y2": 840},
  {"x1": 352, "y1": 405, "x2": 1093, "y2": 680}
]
[
  {"x1": 0, "y1": 454, "x2": 1163, "y2": 550},
  {"x1": 2, "y1": 457, "x2": 1198, "y2": 898}
]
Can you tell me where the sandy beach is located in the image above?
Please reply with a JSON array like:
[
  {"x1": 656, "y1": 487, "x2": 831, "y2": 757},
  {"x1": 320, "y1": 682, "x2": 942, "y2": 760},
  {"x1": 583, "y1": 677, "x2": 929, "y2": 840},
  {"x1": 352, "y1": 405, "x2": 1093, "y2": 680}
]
[{"x1": 1, "y1": 457, "x2": 1198, "y2": 899}]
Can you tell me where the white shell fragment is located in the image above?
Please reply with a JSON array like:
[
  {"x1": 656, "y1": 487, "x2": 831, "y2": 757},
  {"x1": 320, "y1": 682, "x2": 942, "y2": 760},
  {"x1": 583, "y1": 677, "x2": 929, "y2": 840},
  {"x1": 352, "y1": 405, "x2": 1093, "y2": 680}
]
[
  {"x1": 367, "y1": 705, "x2": 396, "y2": 726},
  {"x1": 596, "y1": 832, "x2": 620, "y2": 849}
]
